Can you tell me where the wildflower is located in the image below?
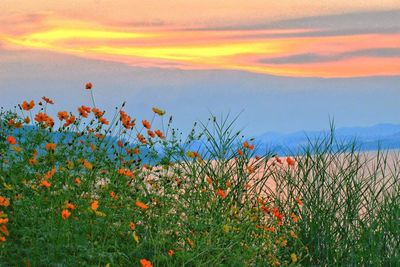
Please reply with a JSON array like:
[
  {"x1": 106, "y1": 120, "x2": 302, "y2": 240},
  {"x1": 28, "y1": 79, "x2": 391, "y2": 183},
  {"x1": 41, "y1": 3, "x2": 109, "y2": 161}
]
[
  {"x1": 24, "y1": 117, "x2": 30, "y2": 124},
  {"x1": 82, "y1": 160, "x2": 93, "y2": 170},
  {"x1": 40, "y1": 180, "x2": 51, "y2": 188},
  {"x1": 78, "y1": 105, "x2": 91, "y2": 118},
  {"x1": 129, "y1": 221, "x2": 136, "y2": 231},
  {"x1": 291, "y1": 213, "x2": 298, "y2": 223},
  {"x1": 65, "y1": 201, "x2": 76, "y2": 210},
  {"x1": 275, "y1": 157, "x2": 283, "y2": 164},
  {"x1": 44, "y1": 167, "x2": 57, "y2": 179},
  {"x1": 92, "y1": 108, "x2": 104, "y2": 118},
  {"x1": 290, "y1": 230, "x2": 298, "y2": 239},
  {"x1": 147, "y1": 130, "x2": 155, "y2": 138},
  {"x1": 29, "y1": 157, "x2": 37, "y2": 165},
  {"x1": 42, "y1": 96, "x2": 54, "y2": 104},
  {"x1": 168, "y1": 249, "x2": 174, "y2": 257},
  {"x1": 272, "y1": 207, "x2": 283, "y2": 223},
  {"x1": 142, "y1": 120, "x2": 151, "y2": 129},
  {"x1": 99, "y1": 117, "x2": 109, "y2": 125},
  {"x1": 152, "y1": 107, "x2": 166, "y2": 116},
  {"x1": 110, "y1": 191, "x2": 118, "y2": 200},
  {"x1": 64, "y1": 115, "x2": 75, "y2": 127},
  {"x1": 0, "y1": 236, "x2": 6, "y2": 242},
  {"x1": 34, "y1": 112, "x2": 54, "y2": 128},
  {"x1": 296, "y1": 197, "x2": 303, "y2": 206},
  {"x1": 6, "y1": 136, "x2": 16, "y2": 145},
  {"x1": 90, "y1": 143, "x2": 96, "y2": 152},
  {"x1": 255, "y1": 155, "x2": 261, "y2": 160},
  {"x1": 61, "y1": 209, "x2": 71, "y2": 220},
  {"x1": 155, "y1": 129, "x2": 165, "y2": 139},
  {"x1": 237, "y1": 148, "x2": 244, "y2": 156},
  {"x1": 21, "y1": 100, "x2": 35, "y2": 111},
  {"x1": 243, "y1": 141, "x2": 254, "y2": 150},
  {"x1": 286, "y1": 157, "x2": 295, "y2": 166},
  {"x1": 139, "y1": 259, "x2": 153, "y2": 267},
  {"x1": 75, "y1": 177, "x2": 81, "y2": 185},
  {"x1": 45, "y1": 143, "x2": 56, "y2": 151},
  {"x1": 0, "y1": 196, "x2": 10, "y2": 207},
  {"x1": 136, "y1": 201, "x2": 149, "y2": 210},
  {"x1": 57, "y1": 111, "x2": 69, "y2": 121},
  {"x1": 91, "y1": 200, "x2": 99, "y2": 211},
  {"x1": 216, "y1": 188, "x2": 226, "y2": 199},
  {"x1": 0, "y1": 225, "x2": 9, "y2": 236},
  {"x1": 137, "y1": 134, "x2": 148, "y2": 145},
  {"x1": 206, "y1": 176, "x2": 213, "y2": 185},
  {"x1": 0, "y1": 218, "x2": 8, "y2": 225},
  {"x1": 120, "y1": 111, "x2": 135, "y2": 129},
  {"x1": 118, "y1": 168, "x2": 134, "y2": 178},
  {"x1": 85, "y1": 82, "x2": 93, "y2": 90},
  {"x1": 291, "y1": 253, "x2": 298, "y2": 263},
  {"x1": 117, "y1": 140, "x2": 124, "y2": 148}
]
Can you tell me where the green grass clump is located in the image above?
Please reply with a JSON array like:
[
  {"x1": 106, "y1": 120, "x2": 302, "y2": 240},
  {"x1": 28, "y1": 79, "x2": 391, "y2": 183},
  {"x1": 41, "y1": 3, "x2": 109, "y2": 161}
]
[{"x1": 0, "y1": 90, "x2": 398, "y2": 266}]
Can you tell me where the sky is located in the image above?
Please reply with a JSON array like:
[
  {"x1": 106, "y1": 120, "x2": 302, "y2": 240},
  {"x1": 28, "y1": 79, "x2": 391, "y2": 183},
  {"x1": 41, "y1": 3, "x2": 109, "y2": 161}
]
[{"x1": 1, "y1": 1, "x2": 400, "y2": 135}]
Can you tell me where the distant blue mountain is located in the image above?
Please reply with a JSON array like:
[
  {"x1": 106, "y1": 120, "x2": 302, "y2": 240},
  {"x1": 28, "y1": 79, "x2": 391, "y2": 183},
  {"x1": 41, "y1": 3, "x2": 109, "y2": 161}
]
[{"x1": 256, "y1": 123, "x2": 400, "y2": 155}]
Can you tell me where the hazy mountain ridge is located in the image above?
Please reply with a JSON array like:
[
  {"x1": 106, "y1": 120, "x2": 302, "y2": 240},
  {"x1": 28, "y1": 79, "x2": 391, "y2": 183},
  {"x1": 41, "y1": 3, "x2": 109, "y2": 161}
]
[{"x1": 256, "y1": 123, "x2": 400, "y2": 154}]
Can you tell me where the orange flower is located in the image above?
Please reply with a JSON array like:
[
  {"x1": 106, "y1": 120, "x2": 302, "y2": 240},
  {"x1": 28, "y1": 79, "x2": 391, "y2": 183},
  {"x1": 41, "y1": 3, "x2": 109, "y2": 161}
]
[
  {"x1": 237, "y1": 148, "x2": 244, "y2": 156},
  {"x1": 286, "y1": 157, "x2": 295, "y2": 166},
  {"x1": 152, "y1": 107, "x2": 166, "y2": 116},
  {"x1": 85, "y1": 82, "x2": 93, "y2": 90},
  {"x1": 255, "y1": 155, "x2": 261, "y2": 161},
  {"x1": 34, "y1": 112, "x2": 54, "y2": 128},
  {"x1": 129, "y1": 221, "x2": 136, "y2": 231},
  {"x1": 40, "y1": 180, "x2": 51, "y2": 188},
  {"x1": 120, "y1": 111, "x2": 135, "y2": 129},
  {"x1": 0, "y1": 218, "x2": 9, "y2": 225},
  {"x1": 155, "y1": 129, "x2": 165, "y2": 139},
  {"x1": 139, "y1": 259, "x2": 153, "y2": 267},
  {"x1": 147, "y1": 130, "x2": 155, "y2": 138},
  {"x1": 45, "y1": 143, "x2": 57, "y2": 151},
  {"x1": 99, "y1": 117, "x2": 109, "y2": 125},
  {"x1": 137, "y1": 134, "x2": 148, "y2": 145},
  {"x1": 57, "y1": 111, "x2": 69, "y2": 121},
  {"x1": 65, "y1": 201, "x2": 76, "y2": 210},
  {"x1": 243, "y1": 141, "x2": 254, "y2": 150},
  {"x1": 291, "y1": 213, "x2": 298, "y2": 223},
  {"x1": 296, "y1": 197, "x2": 303, "y2": 206},
  {"x1": 42, "y1": 96, "x2": 54, "y2": 104},
  {"x1": 142, "y1": 120, "x2": 151, "y2": 129},
  {"x1": 0, "y1": 225, "x2": 9, "y2": 236},
  {"x1": 168, "y1": 249, "x2": 174, "y2": 257},
  {"x1": 110, "y1": 191, "x2": 118, "y2": 200},
  {"x1": 75, "y1": 177, "x2": 81, "y2": 185},
  {"x1": 91, "y1": 200, "x2": 99, "y2": 211},
  {"x1": 82, "y1": 160, "x2": 93, "y2": 170},
  {"x1": 61, "y1": 209, "x2": 71, "y2": 220},
  {"x1": 44, "y1": 167, "x2": 57, "y2": 179},
  {"x1": 24, "y1": 117, "x2": 30, "y2": 124},
  {"x1": 21, "y1": 100, "x2": 35, "y2": 111},
  {"x1": 78, "y1": 105, "x2": 91, "y2": 118},
  {"x1": 117, "y1": 140, "x2": 124, "y2": 148},
  {"x1": 6, "y1": 136, "x2": 16, "y2": 145},
  {"x1": 92, "y1": 108, "x2": 104, "y2": 118},
  {"x1": 0, "y1": 196, "x2": 10, "y2": 207},
  {"x1": 0, "y1": 236, "x2": 5, "y2": 242},
  {"x1": 216, "y1": 188, "x2": 226, "y2": 199},
  {"x1": 275, "y1": 157, "x2": 283, "y2": 164},
  {"x1": 206, "y1": 176, "x2": 213, "y2": 185},
  {"x1": 118, "y1": 168, "x2": 134, "y2": 178},
  {"x1": 64, "y1": 115, "x2": 75, "y2": 127},
  {"x1": 136, "y1": 201, "x2": 149, "y2": 210}
]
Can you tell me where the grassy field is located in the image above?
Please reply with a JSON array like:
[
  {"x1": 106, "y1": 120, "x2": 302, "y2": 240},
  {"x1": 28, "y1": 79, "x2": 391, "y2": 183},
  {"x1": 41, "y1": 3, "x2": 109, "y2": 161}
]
[{"x1": 0, "y1": 88, "x2": 399, "y2": 266}]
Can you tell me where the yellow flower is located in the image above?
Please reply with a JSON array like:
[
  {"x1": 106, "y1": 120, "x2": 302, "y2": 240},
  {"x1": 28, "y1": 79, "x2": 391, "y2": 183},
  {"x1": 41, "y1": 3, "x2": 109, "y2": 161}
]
[
  {"x1": 291, "y1": 253, "x2": 298, "y2": 263},
  {"x1": 152, "y1": 107, "x2": 166, "y2": 116}
]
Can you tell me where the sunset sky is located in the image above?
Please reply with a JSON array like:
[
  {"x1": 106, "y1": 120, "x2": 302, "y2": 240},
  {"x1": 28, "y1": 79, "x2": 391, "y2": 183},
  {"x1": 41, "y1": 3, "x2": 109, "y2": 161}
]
[{"x1": 1, "y1": 1, "x2": 399, "y2": 135}]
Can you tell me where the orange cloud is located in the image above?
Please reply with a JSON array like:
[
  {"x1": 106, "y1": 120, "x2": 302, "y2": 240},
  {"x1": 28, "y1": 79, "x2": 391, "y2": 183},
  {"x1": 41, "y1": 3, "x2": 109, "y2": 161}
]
[{"x1": 1, "y1": 6, "x2": 399, "y2": 78}]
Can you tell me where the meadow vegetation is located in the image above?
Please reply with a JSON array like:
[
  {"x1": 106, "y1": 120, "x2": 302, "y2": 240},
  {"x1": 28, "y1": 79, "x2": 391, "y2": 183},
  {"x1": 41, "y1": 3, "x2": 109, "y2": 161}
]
[{"x1": 0, "y1": 85, "x2": 398, "y2": 266}]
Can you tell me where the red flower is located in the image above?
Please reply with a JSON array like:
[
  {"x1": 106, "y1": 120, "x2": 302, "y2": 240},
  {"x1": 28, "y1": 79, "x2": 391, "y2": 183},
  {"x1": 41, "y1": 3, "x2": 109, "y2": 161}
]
[
  {"x1": 6, "y1": 136, "x2": 16, "y2": 145},
  {"x1": 61, "y1": 209, "x2": 71, "y2": 220},
  {"x1": 85, "y1": 82, "x2": 93, "y2": 90}
]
